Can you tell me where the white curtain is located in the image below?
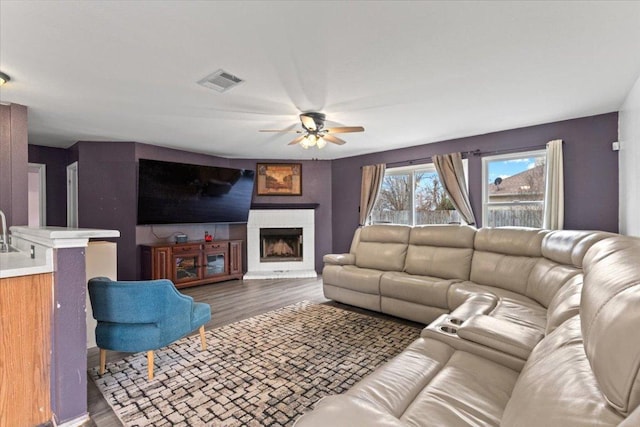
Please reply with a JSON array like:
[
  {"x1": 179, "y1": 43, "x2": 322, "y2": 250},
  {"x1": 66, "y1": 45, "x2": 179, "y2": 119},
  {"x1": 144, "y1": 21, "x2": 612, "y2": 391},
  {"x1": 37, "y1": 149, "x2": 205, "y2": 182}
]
[
  {"x1": 433, "y1": 152, "x2": 476, "y2": 225},
  {"x1": 543, "y1": 139, "x2": 564, "y2": 230},
  {"x1": 359, "y1": 164, "x2": 386, "y2": 225}
]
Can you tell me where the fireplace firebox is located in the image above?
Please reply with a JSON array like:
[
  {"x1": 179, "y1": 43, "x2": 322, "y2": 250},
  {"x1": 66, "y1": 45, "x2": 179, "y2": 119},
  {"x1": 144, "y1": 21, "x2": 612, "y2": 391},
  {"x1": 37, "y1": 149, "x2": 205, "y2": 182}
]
[{"x1": 260, "y1": 228, "x2": 303, "y2": 262}]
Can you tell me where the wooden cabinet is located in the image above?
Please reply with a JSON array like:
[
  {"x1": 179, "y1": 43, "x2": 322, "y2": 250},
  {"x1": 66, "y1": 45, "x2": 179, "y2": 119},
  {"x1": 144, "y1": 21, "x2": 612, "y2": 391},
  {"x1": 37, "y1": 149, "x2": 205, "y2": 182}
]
[
  {"x1": 229, "y1": 240, "x2": 243, "y2": 275},
  {"x1": 141, "y1": 240, "x2": 243, "y2": 288},
  {"x1": 153, "y1": 246, "x2": 171, "y2": 279},
  {"x1": 0, "y1": 273, "x2": 52, "y2": 426}
]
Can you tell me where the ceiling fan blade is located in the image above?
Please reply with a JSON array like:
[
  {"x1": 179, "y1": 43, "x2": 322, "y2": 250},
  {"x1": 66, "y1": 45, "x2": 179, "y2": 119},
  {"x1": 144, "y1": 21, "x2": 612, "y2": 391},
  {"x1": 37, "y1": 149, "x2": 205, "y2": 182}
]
[
  {"x1": 288, "y1": 135, "x2": 306, "y2": 145},
  {"x1": 259, "y1": 129, "x2": 302, "y2": 133},
  {"x1": 324, "y1": 134, "x2": 347, "y2": 145},
  {"x1": 325, "y1": 126, "x2": 365, "y2": 134},
  {"x1": 300, "y1": 114, "x2": 317, "y2": 131}
]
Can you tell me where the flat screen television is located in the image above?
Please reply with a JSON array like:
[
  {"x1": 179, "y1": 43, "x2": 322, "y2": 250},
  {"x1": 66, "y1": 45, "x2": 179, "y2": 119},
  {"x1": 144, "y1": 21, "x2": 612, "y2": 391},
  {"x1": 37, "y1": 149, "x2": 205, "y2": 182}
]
[{"x1": 137, "y1": 159, "x2": 255, "y2": 225}]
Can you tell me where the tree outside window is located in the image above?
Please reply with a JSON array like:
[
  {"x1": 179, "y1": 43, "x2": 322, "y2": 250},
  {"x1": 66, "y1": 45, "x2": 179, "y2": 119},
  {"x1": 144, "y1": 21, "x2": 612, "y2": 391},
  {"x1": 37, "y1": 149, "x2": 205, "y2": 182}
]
[{"x1": 371, "y1": 164, "x2": 463, "y2": 225}]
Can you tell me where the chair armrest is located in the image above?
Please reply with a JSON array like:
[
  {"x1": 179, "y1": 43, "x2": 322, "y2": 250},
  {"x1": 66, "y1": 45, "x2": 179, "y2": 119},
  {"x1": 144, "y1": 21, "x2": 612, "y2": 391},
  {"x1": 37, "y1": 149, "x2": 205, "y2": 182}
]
[
  {"x1": 323, "y1": 253, "x2": 355, "y2": 266},
  {"x1": 457, "y1": 315, "x2": 544, "y2": 360}
]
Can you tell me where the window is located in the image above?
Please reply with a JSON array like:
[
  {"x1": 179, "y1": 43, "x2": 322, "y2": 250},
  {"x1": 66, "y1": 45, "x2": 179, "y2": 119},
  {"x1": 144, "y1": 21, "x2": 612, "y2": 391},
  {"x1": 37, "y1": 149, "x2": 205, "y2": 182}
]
[
  {"x1": 371, "y1": 161, "x2": 467, "y2": 226},
  {"x1": 482, "y1": 150, "x2": 546, "y2": 227}
]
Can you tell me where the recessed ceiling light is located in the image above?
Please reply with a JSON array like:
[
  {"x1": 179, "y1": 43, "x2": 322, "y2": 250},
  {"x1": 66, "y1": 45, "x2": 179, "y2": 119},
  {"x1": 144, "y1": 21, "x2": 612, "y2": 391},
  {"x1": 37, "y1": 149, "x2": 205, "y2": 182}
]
[{"x1": 0, "y1": 72, "x2": 10, "y2": 85}]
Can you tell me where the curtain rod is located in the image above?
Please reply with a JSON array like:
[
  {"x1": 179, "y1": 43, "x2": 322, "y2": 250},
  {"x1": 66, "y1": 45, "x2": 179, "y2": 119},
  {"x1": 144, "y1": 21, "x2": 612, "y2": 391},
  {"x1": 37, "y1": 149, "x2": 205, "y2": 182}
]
[
  {"x1": 384, "y1": 149, "x2": 480, "y2": 168},
  {"x1": 383, "y1": 143, "x2": 549, "y2": 169}
]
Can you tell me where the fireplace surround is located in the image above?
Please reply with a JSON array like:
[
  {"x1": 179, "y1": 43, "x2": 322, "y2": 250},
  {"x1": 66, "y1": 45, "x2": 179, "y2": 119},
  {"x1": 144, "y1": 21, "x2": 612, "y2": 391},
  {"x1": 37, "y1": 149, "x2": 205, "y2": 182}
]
[{"x1": 244, "y1": 209, "x2": 316, "y2": 279}]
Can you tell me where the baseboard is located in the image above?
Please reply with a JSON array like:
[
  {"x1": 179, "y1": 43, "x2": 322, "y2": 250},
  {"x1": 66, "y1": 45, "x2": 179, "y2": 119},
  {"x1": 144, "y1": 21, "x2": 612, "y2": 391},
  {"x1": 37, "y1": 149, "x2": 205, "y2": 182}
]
[{"x1": 243, "y1": 270, "x2": 318, "y2": 280}]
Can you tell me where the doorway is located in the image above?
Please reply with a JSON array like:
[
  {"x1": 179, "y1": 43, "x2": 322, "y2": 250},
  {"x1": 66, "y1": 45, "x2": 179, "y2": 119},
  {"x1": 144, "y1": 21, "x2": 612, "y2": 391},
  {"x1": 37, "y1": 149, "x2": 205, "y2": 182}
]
[
  {"x1": 28, "y1": 163, "x2": 46, "y2": 227},
  {"x1": 67, "y1": 161, "x2": 78, "y2": 228}
]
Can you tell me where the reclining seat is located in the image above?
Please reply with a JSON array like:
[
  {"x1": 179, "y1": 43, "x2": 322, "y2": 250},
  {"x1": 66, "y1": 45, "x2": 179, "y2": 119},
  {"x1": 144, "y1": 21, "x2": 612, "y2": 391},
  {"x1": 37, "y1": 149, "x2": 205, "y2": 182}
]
[
  {"x1": 443, "y1": 229, "x2": 615, "y2": 361},
  {"x1": 380, "y1": 225, "x2": 476, "y2": 323},
  {"x1": 501, "y1": 235, "x2": 640, "y2": 426},
  {"x1": 294, "y1": 235, "x2": 640, "y2": 426},
  {"x1": 323, "y1": 225, "x2": 411, "y2": 312},
  {"x1": 448, "y1": 228, "x2": 551, "y2": 329}
]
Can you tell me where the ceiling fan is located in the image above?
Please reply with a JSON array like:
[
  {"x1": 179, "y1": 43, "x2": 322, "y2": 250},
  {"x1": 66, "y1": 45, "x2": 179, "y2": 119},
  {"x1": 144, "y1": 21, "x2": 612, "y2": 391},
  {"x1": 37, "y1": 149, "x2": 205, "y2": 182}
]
[{"x1": 259, "y1": 112, "x2": 364, "y2": 149}]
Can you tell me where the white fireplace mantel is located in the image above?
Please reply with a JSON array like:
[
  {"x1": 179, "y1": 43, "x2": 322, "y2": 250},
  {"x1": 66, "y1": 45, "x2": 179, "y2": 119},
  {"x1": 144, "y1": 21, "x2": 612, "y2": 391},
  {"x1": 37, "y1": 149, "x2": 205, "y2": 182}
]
[{"x1": 244, "y1": 209, "x2": 317, "y2": 279}]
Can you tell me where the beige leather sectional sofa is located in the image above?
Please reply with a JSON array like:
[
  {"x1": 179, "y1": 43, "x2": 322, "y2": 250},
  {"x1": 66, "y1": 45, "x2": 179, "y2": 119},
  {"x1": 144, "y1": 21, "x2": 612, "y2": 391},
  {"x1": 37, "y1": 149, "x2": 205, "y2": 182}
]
[{"x1": 295, "y1": 225, "x2": 640, "y2": 426}]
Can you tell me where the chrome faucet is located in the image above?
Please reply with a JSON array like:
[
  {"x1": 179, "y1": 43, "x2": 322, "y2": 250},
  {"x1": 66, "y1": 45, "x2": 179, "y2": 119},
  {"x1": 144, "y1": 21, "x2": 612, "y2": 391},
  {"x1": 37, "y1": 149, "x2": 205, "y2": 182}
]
[{"x1": 0, "y1": 210, "x2": 8, "y2": 253}]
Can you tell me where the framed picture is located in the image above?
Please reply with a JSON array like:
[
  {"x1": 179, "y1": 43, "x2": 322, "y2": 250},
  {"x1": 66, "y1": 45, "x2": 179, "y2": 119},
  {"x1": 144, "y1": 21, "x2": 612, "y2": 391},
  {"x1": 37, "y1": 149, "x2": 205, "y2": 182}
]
[{"x1": 256, "y1": 163, "x2": 302, "y2": 196}]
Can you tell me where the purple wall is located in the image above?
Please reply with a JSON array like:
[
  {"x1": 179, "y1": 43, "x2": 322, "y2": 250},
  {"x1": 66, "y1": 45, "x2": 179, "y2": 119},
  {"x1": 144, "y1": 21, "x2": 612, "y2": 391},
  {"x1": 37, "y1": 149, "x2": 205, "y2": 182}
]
[
  {"x1": 28, "y1": 145, "x2": 69, "y2": 226},
  {"x1": 73, "y1": 141, "x2": 138, "y2": 280},
  {"x1": 331, "y1": 113, "x2": 619, "y2": 252},
  {"x1": 0, "y1": 104, "x2": 28, "y2": 228},
  {"x1": 50, "y1": 247, "x2": 88, "y2": 424}
]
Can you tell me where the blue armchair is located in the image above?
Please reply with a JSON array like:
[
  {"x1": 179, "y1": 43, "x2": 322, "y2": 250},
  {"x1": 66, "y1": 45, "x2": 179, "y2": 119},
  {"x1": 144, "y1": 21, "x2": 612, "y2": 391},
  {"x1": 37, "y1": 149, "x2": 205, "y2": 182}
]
[{"x1": 88, "y1": 277, "x2": 211, "y2": 380}]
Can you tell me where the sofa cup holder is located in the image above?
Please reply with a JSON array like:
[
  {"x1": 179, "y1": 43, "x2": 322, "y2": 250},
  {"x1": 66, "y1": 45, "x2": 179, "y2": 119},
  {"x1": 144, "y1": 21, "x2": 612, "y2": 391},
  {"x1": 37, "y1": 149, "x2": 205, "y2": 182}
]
[
  {"x1": 439, "y1": 325, "x2": 458, "y2": 335},
  {"x1": 448, "y1": 318, "x2": 464, "y2": 325}
]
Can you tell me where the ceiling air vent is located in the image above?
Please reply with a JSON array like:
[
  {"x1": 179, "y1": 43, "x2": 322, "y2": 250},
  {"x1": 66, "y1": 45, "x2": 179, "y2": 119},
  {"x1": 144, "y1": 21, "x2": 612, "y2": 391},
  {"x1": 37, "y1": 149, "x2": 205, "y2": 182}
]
[{"x1": 198, "y1": 69, "x2": 244, "y2": 93}]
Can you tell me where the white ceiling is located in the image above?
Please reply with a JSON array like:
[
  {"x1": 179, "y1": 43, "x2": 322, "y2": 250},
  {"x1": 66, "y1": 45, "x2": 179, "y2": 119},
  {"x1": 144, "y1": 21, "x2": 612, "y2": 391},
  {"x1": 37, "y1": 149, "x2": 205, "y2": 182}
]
[{"x1": 1, "y1": 1, "x2": 640, "y2": 160}]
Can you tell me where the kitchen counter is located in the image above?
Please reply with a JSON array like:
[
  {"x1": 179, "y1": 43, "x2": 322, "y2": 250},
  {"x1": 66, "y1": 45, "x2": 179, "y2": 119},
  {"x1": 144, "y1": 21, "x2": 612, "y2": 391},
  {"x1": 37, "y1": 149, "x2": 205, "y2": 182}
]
[
  {"x1": 0, "y1": 226, "x2": 120, "y2": 279},
  {"x1": 0, "y1": 249, "x2": 53, "y2": 279}
]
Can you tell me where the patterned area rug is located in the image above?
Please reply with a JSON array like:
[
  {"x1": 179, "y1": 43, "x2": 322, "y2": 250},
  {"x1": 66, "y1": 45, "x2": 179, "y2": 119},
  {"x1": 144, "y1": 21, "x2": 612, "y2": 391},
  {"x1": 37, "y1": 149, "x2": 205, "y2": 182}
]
[{"x1": 89, "y1": 301, "x2": 421, "y2": 426}]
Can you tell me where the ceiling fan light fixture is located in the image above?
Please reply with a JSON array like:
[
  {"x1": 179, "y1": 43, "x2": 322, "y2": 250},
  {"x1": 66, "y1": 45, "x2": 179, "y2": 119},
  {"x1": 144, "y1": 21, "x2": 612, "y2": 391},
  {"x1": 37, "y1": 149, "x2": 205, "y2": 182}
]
[
  {"x1": 306, "y1": 134, "x2": 317, "y2": 147},
  {"x1": 0, "y1": 71, "x2": 10, "y2": 85},
  {"x1": 300, "y1": 137, "x2": 311, "y2": 149},
  {"x1": 259, "y1": 111, "x2": 364, "y2": 149}
]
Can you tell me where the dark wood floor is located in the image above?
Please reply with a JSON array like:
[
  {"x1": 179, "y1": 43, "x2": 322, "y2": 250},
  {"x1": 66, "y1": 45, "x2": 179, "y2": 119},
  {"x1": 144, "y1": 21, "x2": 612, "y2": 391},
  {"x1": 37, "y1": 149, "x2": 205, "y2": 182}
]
[{"x1": 87, "y1": 277, "x2": 330, "y2": 426}]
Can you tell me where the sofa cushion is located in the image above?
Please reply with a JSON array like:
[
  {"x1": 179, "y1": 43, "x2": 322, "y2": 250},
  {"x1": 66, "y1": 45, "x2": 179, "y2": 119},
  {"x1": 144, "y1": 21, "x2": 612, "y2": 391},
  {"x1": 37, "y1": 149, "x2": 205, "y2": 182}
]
[
  {"x1": 523, "y1": 230, "x2": 612, "y2": 308},
  {"x1": 489, "y1": 297, "x2": 546, "y2": 332},
  {"x1": 457, "y1": 315, "x2": 544, "y2": 360},
  {"x1": 449, "y1": 282, "x2": 542, "y2": 311},
  {"x1": 355, "y1": 225, "x2": 410, "y2": 271},
  {"x1": 501, "y1": 316, "x2": 623, "y2": 426},
  {"x1": 542, "y1": 229, "x2": 614, "y2": 268},
  {"x1": 470, "y1": 228, "x2": 548, "y2": 295},
  {"x1": 470, "y1": 251, "x2": 539, "y2": 295},
  {"x1": 404, "y1": 245, "x2": 474, "y2": 281},
  {"x1": 294, "y1": 395, "x2": 404, "y2": 427},
  {"x1": 380, "y1": 272, "x2": 456, "y2": 309},
  {"x1": 581, "y1": 236, "x2": 640, "y2": 416},
  {"x1": 380, "y1": 298, "x2": 448, "y2": 324},
  {"x1": 339, "y1": 338, "x2": 518, "y2": 426},
  {"x1": 524, "y1": 258, "x2": 580, "y2": 308},
  {"x1": 545, "y1": 274, "x2": 583, "y2": 335},
  {"x1": 322, "y1": 264, "x2": 383, "y2": 295},
  {"x1": 346, "y1": 338, "x2": 454, "y2": 417},
  {"x1": 404, "y1": 225, "x2": 476, "y2": 280},
  {"x1": 395, "y1": 350, "x2": 517, "y2": 426},
  {"x1": 449, "y1": 282, "x2": 546, "y2": 334},
  {"x1": 474, "y1": 227, "x2": 548, "y2": 257},
  {"x1": 408, "y1": 224, "x2": 476, "y2": 248},
  {"x1": 323, "y1": 285, "x2": 381, "y2": 313}
]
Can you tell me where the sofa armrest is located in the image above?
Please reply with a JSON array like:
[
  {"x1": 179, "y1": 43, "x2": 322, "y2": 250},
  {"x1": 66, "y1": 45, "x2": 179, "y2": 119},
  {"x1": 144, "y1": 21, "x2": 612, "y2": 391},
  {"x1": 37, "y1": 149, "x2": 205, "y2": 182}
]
[
  {"x1": 448, "y1": 293, "x2": 498, "y2": 322},
  {"x1": 294, "y1": 395, "x2": 403, "y2": 427},
  {"x1": 323, "y1": 253, "x2": 356, "y2": 266},
  {"x1": 457, "y1": 315, "x2": 544, "y2": 360}
]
